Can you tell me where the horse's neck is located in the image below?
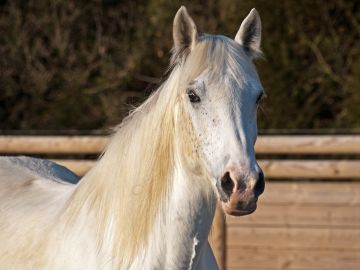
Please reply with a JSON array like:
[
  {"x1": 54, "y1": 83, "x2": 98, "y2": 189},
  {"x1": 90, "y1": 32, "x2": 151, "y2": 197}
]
[
  {"x1": 160, "y1": 164, "x2": 217, "y2": 269},
  {"x1": 58, "y1": 95, "x2": 218, "y2": 268},
  {"x1": 64, "y1": 160, "x2": 217, "y2": 269}
]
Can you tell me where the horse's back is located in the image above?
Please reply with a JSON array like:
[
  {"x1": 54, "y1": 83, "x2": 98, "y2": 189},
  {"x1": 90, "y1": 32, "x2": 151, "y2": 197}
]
[
  {"x1": 0, "y1": 156, "x2": 79, "y2": 266},
  {"x1": 0, "y1": 156, "x2": 80, "y2": 185},
  {"x1": 0, "y1": 155, "x2": 79, "y2": 210}
]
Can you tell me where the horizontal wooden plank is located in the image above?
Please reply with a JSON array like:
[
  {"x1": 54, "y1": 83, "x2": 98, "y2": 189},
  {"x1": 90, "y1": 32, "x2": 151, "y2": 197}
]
[
  {"x1": 259, "y1": 160, "x2": 360, "y2": 179},
  {"x1": 225, "y1": 181, "x2": 360, "y2": 269},
  {"x1": 226, "y1": 204, "x2": 360, "y2": 228},
  {"x1": 0, "y1": 136, "x2": 107, "y2": 154},
  {"x1": 53, "y1": 159, "x2": 360, "y2": 179},
  {"x1": 227, "y1": 226, "x2": 360, "y2": 249},
  {"x1": 256, "y1": 135, "x2": 360, "y2": 154},
  {"x1": 1, "y1": 135, "x2": 360, "y2": 155},
  {"x1": 227, "y1": 268, "x2": 279, "y2": 270},
  {"x1": 227, "y1": 247, "x2": 360, "y2": 270},
  {"x1": 258, "y1": 182, "x2": 360, "y2": 205}
]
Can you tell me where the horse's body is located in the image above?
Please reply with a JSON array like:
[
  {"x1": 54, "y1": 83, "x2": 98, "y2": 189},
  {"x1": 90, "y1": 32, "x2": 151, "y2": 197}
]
[{"x1": 0, "y1": 7, "x2": 265, "y2": 270}]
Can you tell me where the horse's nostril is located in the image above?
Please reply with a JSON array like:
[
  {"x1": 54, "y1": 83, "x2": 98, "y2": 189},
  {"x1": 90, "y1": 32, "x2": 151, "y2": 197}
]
[
  {"x1": 254, "y1": 170, "x2": 265, "y2": 196},
  {"x1": 221, "y1": 172, "x2": 234, "y2": 196}
]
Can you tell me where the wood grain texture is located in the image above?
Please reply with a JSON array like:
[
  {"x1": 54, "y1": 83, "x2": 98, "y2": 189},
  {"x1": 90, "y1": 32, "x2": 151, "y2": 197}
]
[
  {"x1": 226, "y1": 204, "x2": 360, "y2": 228},
  {"x1": 226, "y1": 182, "x2": 360, "y2": 270},
  {"x1": 1, "y1": 135, "x2": 360, "y2": 155},
  {"x1": 53, "y1": 159, "x2": 360, "y2": 179},
  {"x1": 0, "y1": 135, "x2": 107, "y2": 154},
  {"x1": 226, "y1": 182, "x2": 360, "y2": 228},
  {"x1": 227, "y1": 226, "x2": 360, "y2": 249},
  {"x1": 258, "y1": 182, "x2": 360, "y2": 205},
  {"x1": 258, "y1": 160, "x2": 360, "y2": 179},
  {"x1": 227, "y1": 248, "x2": 360, "y2": 270},
  {"x1": 256, "y1": 135, "x2": 360, "y2": 154}
]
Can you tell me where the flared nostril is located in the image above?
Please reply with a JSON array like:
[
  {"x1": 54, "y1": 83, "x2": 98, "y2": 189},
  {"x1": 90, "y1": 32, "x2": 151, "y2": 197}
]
[
  {"x1": 220, "y1": 172, "x2": 234, "y2": 197},
  {"x1": 254, "y1": 170, "x2": 265, "y2": 196}
]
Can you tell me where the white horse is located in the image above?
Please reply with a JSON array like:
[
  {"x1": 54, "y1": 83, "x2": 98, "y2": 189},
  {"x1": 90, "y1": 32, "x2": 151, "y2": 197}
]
[{"x1": 0, "y1": 6, "x2": 265, "y2": 270}]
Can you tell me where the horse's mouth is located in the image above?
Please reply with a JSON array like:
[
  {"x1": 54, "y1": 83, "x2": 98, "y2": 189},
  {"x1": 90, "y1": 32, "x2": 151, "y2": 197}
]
[
  {"x1": 218, "y1": 188, "x2": 259, "y2": 216},
  {"x1": 221, "y1": 200, "x2": 257, "y2": 216}
]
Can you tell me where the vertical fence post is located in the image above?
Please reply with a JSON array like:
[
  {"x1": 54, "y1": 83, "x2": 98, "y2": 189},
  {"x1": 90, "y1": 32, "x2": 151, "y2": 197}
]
[{"x1": 209, "y1": 202, "x2": 226, "y2": 270}]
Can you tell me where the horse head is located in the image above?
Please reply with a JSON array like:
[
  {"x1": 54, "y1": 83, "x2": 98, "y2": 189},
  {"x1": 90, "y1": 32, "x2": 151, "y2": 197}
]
[{"x1": 173, "y1": 6, "x2": 265, "y2": 216}]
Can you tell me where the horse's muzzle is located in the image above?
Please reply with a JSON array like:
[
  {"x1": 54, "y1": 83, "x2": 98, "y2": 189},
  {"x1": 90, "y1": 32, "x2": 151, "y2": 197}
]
[{"x1": 216, "y1": 169, "x2": 265, "y2": 216}]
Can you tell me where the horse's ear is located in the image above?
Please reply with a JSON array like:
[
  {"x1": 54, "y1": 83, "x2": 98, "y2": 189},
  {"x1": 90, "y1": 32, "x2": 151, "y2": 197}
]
[
  {"x1": 172, "y1": 6, "x2": 198, "y2": 61},
  {"x1": 235, "y1": 8, "x2": 262, "y2": 59}
]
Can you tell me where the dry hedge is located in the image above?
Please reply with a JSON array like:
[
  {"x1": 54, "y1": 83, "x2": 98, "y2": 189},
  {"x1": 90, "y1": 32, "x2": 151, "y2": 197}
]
[{"x1": 0, "y1": 0, "x2": 359, "y2": 129}]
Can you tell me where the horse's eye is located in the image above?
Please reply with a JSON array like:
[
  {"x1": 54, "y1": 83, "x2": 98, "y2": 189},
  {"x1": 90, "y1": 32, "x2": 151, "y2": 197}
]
[{"x1": 187, "y1": 89, "x2": 201, "y2": 103}]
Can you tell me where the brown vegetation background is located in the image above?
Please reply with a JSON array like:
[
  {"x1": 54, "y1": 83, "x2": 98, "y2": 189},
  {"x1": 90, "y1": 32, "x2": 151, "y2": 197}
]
[{"x1": 0, "y1": 0, "x2": 359, "y2": 130}]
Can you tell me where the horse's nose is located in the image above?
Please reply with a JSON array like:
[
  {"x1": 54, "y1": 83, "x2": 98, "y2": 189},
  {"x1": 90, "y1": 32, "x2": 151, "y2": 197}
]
[
  {"x1": 219, "y1": 167, "x2": 265, "y2": 198},
  {"x1": 220, "y1": 169, "x2": 247, "y2": 198},
  {"x1": 218, "y1": 165, "x2": 265, "y2": 216},
  {"x1": 254, "y1": 170, "x2": 265, "y2": 197},
  {"x1": 220, "y1": 172, "x2": 235, "y2": 197}
]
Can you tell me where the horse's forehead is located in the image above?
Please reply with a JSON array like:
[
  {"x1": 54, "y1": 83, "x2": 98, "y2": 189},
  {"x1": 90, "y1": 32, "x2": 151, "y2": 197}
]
[
  {"x1": 204, "y1": 66, "x2": 262, "y2": 96},
  {"x1": 227, "y1": 56, "x2": 261, "y2": 89},
  {"x1": 236, "y1": 70, "x2": 263, "y2": 93},
  {"x1": 187, "y1": 37, "x2": 262, "y2": 94},
  {"x1": 209, "y1": 52, "x2": 260, "y2": 91}
]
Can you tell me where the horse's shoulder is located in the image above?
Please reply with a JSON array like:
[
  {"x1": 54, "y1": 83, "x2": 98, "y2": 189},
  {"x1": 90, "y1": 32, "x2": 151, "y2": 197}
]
[{"x1": 0, "y1": 156, "x2": 81, "y2": 185}]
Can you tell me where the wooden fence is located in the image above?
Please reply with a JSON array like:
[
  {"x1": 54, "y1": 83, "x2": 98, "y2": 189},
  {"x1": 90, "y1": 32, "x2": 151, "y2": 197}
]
[{"x1": 1, "y1": 134, "x2": 359, "y2": 270}]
